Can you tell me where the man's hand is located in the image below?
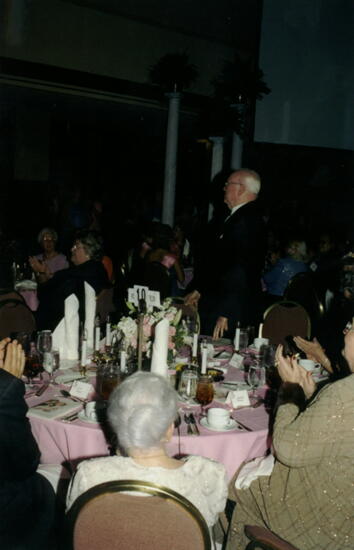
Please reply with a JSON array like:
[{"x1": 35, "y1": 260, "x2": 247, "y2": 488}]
[
  {"x1": 275, "y1": 345, "x2": 316, "y2": 399},
  {"x1": 0, "y1": 340, "x2": 25, "y2": 379},
  {"x1": 213, "y1": 316, "x2": 228, "y2": 340},
  {"x1": 184, "y1": 290, "x2": 201, "y2": 308}
]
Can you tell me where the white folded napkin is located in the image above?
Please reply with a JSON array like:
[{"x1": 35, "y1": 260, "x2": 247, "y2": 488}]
[
  {"x1": 52, "y1": 294, "x2": 79, "y2": 361},
  {"x1": 84, "y1": 282, "x2": 96, "y2": 353},
  {"x1": 236, "y1": 454, "x2": 275, "y2": 489},
  {"x1": 150, "y1": 318, "x2": 169, "y2": 377}
]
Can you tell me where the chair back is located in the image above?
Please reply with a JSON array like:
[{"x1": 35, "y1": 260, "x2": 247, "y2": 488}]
[
  {"x1": 245, "y1": 525, "x2": 300, "y2": 550},
  {"x1": 262, "y1": 301, "x2": 311, "y2": 347},
  {"x1": 0, "y1": 293, "x2": 36, "y2": 340},
  {"x1": 66, "y1": 479, "x2": 211, "y2": 550},
  {"x1": 284, "y1": 272, "x2": 324, "y2": 335}
]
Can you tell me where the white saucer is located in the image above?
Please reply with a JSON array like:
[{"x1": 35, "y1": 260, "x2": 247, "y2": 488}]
[
  {"x1": 200, "y1": 417, "x2": 239, "y2": 432},
  {"x1": 78, "y1": 411, "x2": 99, "y2": 424}
]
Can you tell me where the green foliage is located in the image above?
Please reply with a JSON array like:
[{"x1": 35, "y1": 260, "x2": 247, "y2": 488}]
[{"x1": 149, "y1": 53, "x2": 199, "y2": 92}]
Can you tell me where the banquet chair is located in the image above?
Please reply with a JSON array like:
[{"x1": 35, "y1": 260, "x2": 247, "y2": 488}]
[
  {"x1": 244, "y1": 525, "x2": 300, "y2": 550},
  {"x1": 65, "y1": 479, "x2": 211, "y2": 550},
  {"x1": 262, "y1": 300, "x2": 311, "y2": 347},
  {"x1": 283, "y1": 272, "x2": 324, "y2": 336}
]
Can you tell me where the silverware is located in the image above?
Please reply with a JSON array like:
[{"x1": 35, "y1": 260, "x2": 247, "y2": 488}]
[
  {"x1": 174, "y1": 413, "x2": 182, "y2": 455},
  {"x1": 59, "y1": 412, "x2": 80, "y2": 423},
  {"x1": 60, "y1": 390, "x2": 84, "y2": 402},
  {"x1": 184, "y1": 413, "x2": 194, "y2": 435},
  {"x1": 60, "y1": 376, "x2": 86, "y2": 385},
  {"x1": 188, "y1": 413, "x2": 200, "y2": 435},
  {"x1": 234, "y1": 419, "x2": 252, "y2": 431},
  {"x1": 35, "y1": 384, "x2": 49, "y2": 396}
]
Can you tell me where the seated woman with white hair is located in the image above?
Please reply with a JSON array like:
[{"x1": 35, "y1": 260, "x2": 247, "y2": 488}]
[{"x1": 66, "y1": 372, "x2": 228, "y2": 532}]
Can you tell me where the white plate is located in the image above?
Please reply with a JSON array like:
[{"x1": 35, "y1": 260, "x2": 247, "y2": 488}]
[
  {"x1": 78, "y1": 410, "x2": 99, "y2": 424},
  {"x1": 55, "y1": 372, "x2": 86, "y2": 385},
  {"x1": 200, "y1": 417, "x2": 239, "y2": 432}
]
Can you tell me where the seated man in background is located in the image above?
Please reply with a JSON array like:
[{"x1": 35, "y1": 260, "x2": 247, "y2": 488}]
[
  {"x1": 262, "y1": 238, "x2": 308, "y2": 300},
  {"x1": 0, "y1": 338, "x2": 56, "y2": 549}
]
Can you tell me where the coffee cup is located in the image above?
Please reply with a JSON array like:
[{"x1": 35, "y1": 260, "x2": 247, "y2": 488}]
[
  {"x1": 299, "y1": 359, "x2": 316, "y2": 372},
  {"x1": 207, "y1": 407, "x2": 231, "y2": 429},
  {"x1": 84, "y1": 401, "x2": 99, "y2": 422},
  {"x1": 254, "y1": 337, "x2": 269, "y2": 349}
]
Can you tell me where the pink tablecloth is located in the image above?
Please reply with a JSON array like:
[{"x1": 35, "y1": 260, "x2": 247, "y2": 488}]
[{"x1": 27, "y1": 372, "x2": 271, "y2": 480}]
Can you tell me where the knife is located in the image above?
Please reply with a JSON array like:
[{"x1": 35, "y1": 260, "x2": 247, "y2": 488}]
[
  {"x1": 234, "y1": 419, "x2": 252, "y2": 431},
  {"x1": 35, "y1": 384, "x2": 49, "y2": 397}
]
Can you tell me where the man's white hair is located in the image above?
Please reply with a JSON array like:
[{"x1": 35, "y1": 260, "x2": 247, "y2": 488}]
[{"x1": 238, "y1": 169, "x2": 261, "y2": 195}]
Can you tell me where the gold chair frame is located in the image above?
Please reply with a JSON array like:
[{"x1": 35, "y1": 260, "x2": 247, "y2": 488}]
[{"x1": 66, "y1": 479, "x2": 211, "y2": 550}]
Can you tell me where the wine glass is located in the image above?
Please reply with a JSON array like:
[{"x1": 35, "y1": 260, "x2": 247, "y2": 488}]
[
  {"x1": 196, "y1": 375, "x2": 214, "y2": 417},
  {"x1": 247, "y1": 365, "x2": 262, "y2": 397}
]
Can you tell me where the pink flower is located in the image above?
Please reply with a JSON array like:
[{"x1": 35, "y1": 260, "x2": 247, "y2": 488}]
[{"x1": 169, "y1": 326, "x2": 176, "y2": 336}]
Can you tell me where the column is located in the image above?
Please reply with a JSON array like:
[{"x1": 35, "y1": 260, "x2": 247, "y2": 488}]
[
  {"x1": 231, "y1": 132, "x2": 243, "y2": 170},
  {"x1": 208, "y1": 136, "x2": 224, "y2": 221},
  {"x1": 162, "y1": 92, "x2": 181, "y2": 227}
]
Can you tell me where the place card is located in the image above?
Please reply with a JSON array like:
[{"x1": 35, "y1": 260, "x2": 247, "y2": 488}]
[
  {"x1": 229, "y1": 353, "x2": 244, "y2": 369},
  {"x1": 70, "y1": 380, "x2": 94, "y2": 400},
  {"x1": 28, "y1": 398, "x2": 79, "y2": 420},
  {"x1": 226, "y1": 390, "x2": 251, "y2": 408}
]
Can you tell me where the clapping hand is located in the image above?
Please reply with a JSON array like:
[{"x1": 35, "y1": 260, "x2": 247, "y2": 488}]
[
  {"x1": 275, "y1": 345, "x2": 316, "y2": 399},
  {"x1": 0, "y1": 338, "x2": 25, "y2": 379},
  {"x1": 293, "y1": 336, "x2": 332, "y2": 374}
]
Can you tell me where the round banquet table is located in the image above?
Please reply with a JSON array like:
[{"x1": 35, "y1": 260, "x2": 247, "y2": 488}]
[{"x1": 26, "y1": 365, "x2": 271, "y2": 480}]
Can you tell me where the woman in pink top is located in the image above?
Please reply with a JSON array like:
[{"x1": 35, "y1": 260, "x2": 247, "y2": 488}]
[{"x1": 29, "y1": 227, "x2": 69, "y2": 284}]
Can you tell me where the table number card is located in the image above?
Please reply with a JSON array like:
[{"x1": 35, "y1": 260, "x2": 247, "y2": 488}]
[
  {"x1": 226, "y1": 389, "x2": 251, "y2": 408},
  {"x1": 146, "y1": 290, "x2": 161, "y2": 310},
  {"x1": 70, "y1": 380, "x2": 94, "y2": 400},
  {"x1": 128, "y1": 287, "x2": 160, "y2": 311}
]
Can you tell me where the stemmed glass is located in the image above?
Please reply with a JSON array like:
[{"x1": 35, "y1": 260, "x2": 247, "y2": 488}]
[
  {"x1": 37, "y1": 330, "x2": 53, "y2": 382},
  {"x1": 196, "y1": 374, "x2": 214, "y2": 417},
  {"x1": 247, "y1": 365, "x2": 262, "y2": 398}
]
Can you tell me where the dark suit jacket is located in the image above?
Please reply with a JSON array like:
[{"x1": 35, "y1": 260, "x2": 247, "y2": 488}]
[
  {"x1": 0, "y1": 370, "x2": 56, "y2": 547},
  {"x1": 197, "y1": 200, "x2": 266, "y2": 334}
]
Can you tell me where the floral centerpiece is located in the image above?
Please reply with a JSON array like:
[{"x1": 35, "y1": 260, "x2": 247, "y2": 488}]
[{"x1": 115, "y1": 298, "x2": 188, "y2": 361}]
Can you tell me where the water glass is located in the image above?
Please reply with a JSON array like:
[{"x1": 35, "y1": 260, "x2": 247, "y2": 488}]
[
  {"x1": 239, "y1": 329, "x2": 249, "y2": 351},
  {"x1": 178, "y1": 368, "x2": 198, "y2": 403}
]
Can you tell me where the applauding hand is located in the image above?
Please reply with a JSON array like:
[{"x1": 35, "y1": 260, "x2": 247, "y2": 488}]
[
  {"x1": 275, "y1": 345, "x2": 316, "y2": 399},
  {"x1": 0, "y1": 339, "x2": 25, "y2": 379},
  {"x1": 293, "y1": 336, "x2": 333, "y2": 373}
]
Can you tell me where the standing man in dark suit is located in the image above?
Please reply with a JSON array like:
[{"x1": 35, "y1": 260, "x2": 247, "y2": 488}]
[
  {"x1": 186, "y1": 169, "x2": 266, "y2": 339},
  {"x1": 0, "y1": 339, "x2": 56, "y2": 549}
]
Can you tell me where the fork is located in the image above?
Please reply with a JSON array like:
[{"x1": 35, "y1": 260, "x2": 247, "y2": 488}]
[{"x1": 188, "y1": 413, "x2": 200, "y2": 436}]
